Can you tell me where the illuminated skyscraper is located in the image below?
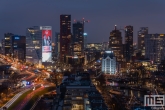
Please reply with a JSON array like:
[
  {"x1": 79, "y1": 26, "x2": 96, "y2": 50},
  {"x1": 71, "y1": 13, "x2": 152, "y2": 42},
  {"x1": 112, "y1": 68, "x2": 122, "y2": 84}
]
[
  {"x1": 84, "y1": 33, "x2": 87, "y2": 49},
  {"x1": 101, "y1": 50, "x2": 116, "y2": 74},
  {"x1": 109, "y1": 25, "x2": 123, "y2": 62},
  {"x1": 26, "y1": 26, "x2": 52, "y2": 64},
  {"x1": 60, "y1": 15, "x2": 71, "y2": 62},
  {"x1": 138, "y1": 27, "x2": 148, "y2": 56},
  {"x1": 145, "y1": 34, "x2": 165, "y2": 64},
  {"x1": 72, "y1": 21, "x2": 84, "y2": 55},
  {"x1": 11, "y1": 35, "x2": 26, "y2": 62},
  {"x1": 125, "y1": 25, "x2": 133, "y2": 62},
  {"x1": 4, "y1": 33, "x2": 14, "y2": 56},
  {"x1": 26, "y1": 26, "x2": 42, "y2": 64}
]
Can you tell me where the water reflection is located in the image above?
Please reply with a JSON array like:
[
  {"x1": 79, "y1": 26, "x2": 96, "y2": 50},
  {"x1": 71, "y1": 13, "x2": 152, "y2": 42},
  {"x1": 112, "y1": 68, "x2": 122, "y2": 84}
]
[
  {"x1": 124, "y1": 89, "x2": 144, "y2": 97},
  {"x1": 110, "y1": 81, "x2": 145, "y2": 101}
]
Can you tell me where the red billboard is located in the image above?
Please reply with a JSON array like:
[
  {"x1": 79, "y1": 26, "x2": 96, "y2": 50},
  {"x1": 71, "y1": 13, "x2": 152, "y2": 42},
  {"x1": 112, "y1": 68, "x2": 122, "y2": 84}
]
[
  {"x1": 42, "y1": 28, "x2": 52, "y2": 62},
  {"x1": 42, "y1": 30, "x2": 52, "y2": 47}
]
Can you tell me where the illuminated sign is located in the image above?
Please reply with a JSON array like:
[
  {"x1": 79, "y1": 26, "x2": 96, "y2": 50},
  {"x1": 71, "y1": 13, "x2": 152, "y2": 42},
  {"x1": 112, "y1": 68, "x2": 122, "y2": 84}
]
[
  {"x1": 83, "y1": 33, "x2": 87, "y2": 36},
  {"x1": 15, "y1": 37, "x2": 19, "y2": 39},
  {"x1": 40, "y1": 26, "x2": 52, "y2": 30},
  {"x1": 105, "y1": 51, "x2": 113, "y2": 53},
  {"x1": 42, "y1": 28, "x2": 52, "y2": 62}
]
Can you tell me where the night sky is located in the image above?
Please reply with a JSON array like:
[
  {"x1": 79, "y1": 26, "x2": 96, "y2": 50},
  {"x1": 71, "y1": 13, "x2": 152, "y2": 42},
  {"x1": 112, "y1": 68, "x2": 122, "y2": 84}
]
[{"x1": 0, "y1": 0, "x2": 165, "y2": 43}]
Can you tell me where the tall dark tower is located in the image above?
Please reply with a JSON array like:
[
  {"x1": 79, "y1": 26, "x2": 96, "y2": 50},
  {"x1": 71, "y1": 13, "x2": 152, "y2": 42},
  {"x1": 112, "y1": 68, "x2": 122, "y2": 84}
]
[
  {"x1": 125, "y1": 25, "x2": 133, "y2": 62},
  {"x1": 72, "y1": 22, "x2": 84, "y2": 55},
  {"x1": 60, "y1": 15, "x2": 71, "y2": 62},
  {"x1": 11, "y1": 35, "x2": 26, "y2": 62},
  {"x1": 4, "y1": 33, "x2": 14, "y2": 56},
  {"x1": 138, "y1": 27, "x2": 148, "y2": 56},
  {"x1": 109, "y1": 25, "x2": 123, "y2": 62}
]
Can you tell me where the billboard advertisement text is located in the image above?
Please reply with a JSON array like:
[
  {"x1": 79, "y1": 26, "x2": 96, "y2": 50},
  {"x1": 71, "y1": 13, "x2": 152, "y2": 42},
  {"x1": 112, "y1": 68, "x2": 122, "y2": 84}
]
[{"x1": 42, "y1": 29, "x2": 52, "y2": 62}]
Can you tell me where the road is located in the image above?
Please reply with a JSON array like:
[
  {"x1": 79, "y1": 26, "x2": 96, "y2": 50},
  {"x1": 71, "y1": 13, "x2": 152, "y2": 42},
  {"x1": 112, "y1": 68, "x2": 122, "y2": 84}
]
[
  {"x1": 0, "y1": 54, "x2": 56, "y2": 110},
  {"x1": 0, "y1": 88, "x2": 30, "y2": 110},
  {"x1": 13, "y1": 86, "x2": 44, "y2": 110}
]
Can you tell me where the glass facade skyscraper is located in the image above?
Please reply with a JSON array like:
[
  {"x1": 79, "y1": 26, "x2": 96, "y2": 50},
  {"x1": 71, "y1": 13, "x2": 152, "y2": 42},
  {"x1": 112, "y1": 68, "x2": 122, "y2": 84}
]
[
  {"x1": 60, "y1": 15, "x2": 71, "y2": 62},
  {"x1": 138, "y1": 27, "x2": 148, "y2": 56},
  {"x1": 125, "y1": 25, "x2": 133, "y2": 62},
  {"x1": 109, "y1": 25, "x2": 123, "y2": 62},
  {"x1": 145, "y1": 34, "x2": 165, "y2": 64},
  {"x1": 72, "y1": 22, "x2": 84, "y2": 55},
  {"x1": 26, "y1": 26, "x2": 42, "y2": 64}
]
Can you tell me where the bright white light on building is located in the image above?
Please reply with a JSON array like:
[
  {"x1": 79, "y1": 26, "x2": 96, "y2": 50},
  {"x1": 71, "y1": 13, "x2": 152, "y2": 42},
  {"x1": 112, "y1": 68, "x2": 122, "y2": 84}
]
[
  {"x1": 105, "y1": 51, "x2": 112, "y2": 53},
  {"x1": 73, "y1": 55, "x2": 78, "y2": 59},
  {"x1": 83, "y1": 33, "x2": 87, "y2": 36}
]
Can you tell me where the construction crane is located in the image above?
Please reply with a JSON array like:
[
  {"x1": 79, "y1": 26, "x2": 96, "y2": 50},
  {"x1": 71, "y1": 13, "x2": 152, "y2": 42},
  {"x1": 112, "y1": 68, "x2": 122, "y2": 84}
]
[
  {"x1": 74, "y1": 18, "x2": 90, "y2": 33},
  {"x1": 74, "y1": 18, "x2": 90, "y2": 62}
]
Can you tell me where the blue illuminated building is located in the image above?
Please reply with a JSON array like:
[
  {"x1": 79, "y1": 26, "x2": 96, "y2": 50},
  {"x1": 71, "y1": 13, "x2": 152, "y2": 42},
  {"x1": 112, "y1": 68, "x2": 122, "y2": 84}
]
[{"x1": 11, "y1": 35, "x2": 26, "y2": 62}]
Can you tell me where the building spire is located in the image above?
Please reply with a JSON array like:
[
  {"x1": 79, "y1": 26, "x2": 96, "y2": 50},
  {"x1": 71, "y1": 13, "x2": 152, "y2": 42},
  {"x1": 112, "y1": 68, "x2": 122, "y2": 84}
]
[{"x1": 115, "y1": 25, "x2": 117, "y2": 30}]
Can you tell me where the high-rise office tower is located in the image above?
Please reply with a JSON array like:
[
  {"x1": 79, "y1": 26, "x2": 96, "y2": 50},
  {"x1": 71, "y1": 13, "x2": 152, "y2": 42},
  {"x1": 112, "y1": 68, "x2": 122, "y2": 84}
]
[
  {"x1": 138, "y1": 27, "x2": 148, "y2": 56},
  {"x1": 11, "y1": 35, "x2": 26, "y2": 62},
  {"x1": 26, "y1": 26, "x2": 52, "y2": 64},
  {"x1": 26, "y1": 26, "x2": 42, "y2": 64},
  {"x1": 72, "y1": 21, "x2": 84, "y2": 55},
  {"x1": 60, "y1": 15, "x2": 71, "y2": 62},
  {"x1": 55, "y1": 32, "x2": 60, "y2": 57},
  {"x1": 125, "y1": 25, "x2": 133, "y2": 62},
  {"x1": 84, "y1": 33, "x2": 87, "y2": 49},
  {"x1": 4, "y1": 33, "x2": 14, "y2": 56},
  {"x1": 145, "y1": 34, "x2": 165, "y2": 64},
  {"x1": 109, "y1": 25, "x2": 123, "y2": 62}
]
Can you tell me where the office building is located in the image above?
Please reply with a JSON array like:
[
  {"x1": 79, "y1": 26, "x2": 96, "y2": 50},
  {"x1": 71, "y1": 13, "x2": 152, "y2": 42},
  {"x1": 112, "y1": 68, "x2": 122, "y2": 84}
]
[
  {"x1": 60, "y1": 15, "x2": 71, "y2": 62},
  {"x1": 26, "y1": 26, "x2": 42, "y2": 64},
  {"x1": 11, "y1": 35, "x2": 26, "y2": 62},
  {"x1": 158, "y1": 59, "x2": 165, "y2": 72},
  {"x1": 84, "y1": 33, "x2": 87, "y2": 49},
  {"x1": 145, "y1": 34, "x2": 165, "y2": 64},
  {"x1": 55, "y1": 72, "x2": 108, "y2": 110},
  {"x1": 86, "y1": 43, "x2": 103, "y2": 51},
  {"x1": 4, "y1": 33, "x2": 14, "y2": 56},
  {"x1": 84, "y1": 43, "x2": 103, "y2": 64},
  {"x1": 1, "y1": 39, "x2": 5, "y2": 55},
  {"x1": 72, "y1": 22, "x2": 84, "y2": 55},
  {"x1": 125, "y1": 25, "x2": 133, "y2": 62},
  {"x1": 26, "y1": 26, "x2": 52, "y2": 64},
  {"x1": 102, "y1": 42, "x2": 109, "y2": 50},
  {"x1": 55, "y1": 32, "x2": 60, "y2": 57},
  {"x1": 138, "y1": 27, "x2": 148, "y2": 56},
  {"x1": 109, "y1": 25, "x2": 123, "y2": 62},
  {"x1": 101, "y1": 50, "x2": 116, "y2": 74}
]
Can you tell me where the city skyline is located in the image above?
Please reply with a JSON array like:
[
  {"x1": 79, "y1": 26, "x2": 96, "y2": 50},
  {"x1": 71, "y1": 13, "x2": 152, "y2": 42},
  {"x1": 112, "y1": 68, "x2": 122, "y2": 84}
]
[
  {"x1": 1, "y1": 1, "x2": 165, "y2": 110},
  {"x1": 1, "y1": 0, "x2": 165, "y2": 43}
]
